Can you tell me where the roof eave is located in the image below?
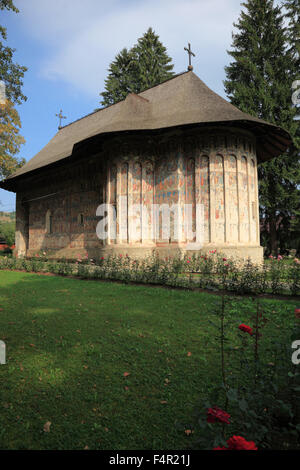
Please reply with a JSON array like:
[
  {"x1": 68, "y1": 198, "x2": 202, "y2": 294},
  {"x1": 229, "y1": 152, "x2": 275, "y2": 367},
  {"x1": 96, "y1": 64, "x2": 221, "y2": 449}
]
[{"x1": 0, "y1": 119, "x2": 292, "y2": 193}]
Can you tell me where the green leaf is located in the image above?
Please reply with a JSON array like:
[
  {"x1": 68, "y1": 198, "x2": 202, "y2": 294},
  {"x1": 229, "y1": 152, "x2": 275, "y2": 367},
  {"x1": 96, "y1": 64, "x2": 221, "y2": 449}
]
[
  {"x1": 227, "y1": 388, "x2": 238, "y2": 402},
  {"x1": 238, "y1": 398, "x2": 248, "y2": 412}
]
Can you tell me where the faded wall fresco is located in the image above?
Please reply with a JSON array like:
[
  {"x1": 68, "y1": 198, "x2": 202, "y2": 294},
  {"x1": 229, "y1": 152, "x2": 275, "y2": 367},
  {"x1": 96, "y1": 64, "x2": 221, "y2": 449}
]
[
  {"x1": 240, "y1": 156, "x2": 250, "y2": 243},
  {"x1": 27, "y1": 163, "x2": 103, "y2": 254},
  {"x1": 249, "y1": 158, "x2": 257, "y2": 242},
  {"x1": 17, "y1": 129, "x2": 261, "y2": 261},
  {"x1": 213, "y1": 154, "x2": 225, "y2": 243},
  {"x1": 199, "y1": 155, "x2": 210, "y2": 243},
  {"x1": 155, "y1": 156, "x2": 180, "y2": 242},
  {"x1": 119, "y1": 162, "x2": 128, "y2": 243},
  {"x1": 130, "y1": 162, "x2": 142, "y2": 242},
  {"x1": 185, "y1": 158, "x2": 196, "y2": 242},
  {"x1": 227, "y1": 155, "x2": 239, "y2": 242},
  {"x1": 106, "y1": 145, "x2": 259, "y2": 248},
  {"x1": 142, "y1": 161, "x2": 154, "y2": 242},
  {"x1": 109, "y1": 165, "x2": 117, "y2": 204},
  {"x1": 109, "y1": 164, "x2": 117, "y2": 244}
]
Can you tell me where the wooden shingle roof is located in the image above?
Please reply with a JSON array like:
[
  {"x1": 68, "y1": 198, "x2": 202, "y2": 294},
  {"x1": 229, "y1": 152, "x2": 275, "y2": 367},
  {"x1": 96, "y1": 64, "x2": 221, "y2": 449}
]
[{"x1": 2, "y1": 71, "x2": 291, "y2": 189}]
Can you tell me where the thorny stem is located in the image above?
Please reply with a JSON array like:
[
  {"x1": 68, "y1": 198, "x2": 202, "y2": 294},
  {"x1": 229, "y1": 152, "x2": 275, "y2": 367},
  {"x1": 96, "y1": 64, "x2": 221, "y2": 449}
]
[
  {"x1": 254, "y1": 297, "x2": 260, "y2": 383},
  {"x1": 221, "y1": 270, "x2": 228, "y2": 393},
  {"x1": 220, "y1": 291, "x2": 229, "y2": 439},
  {"x1": 221, "y1": 293, "x2": 226, "y2": 389}
]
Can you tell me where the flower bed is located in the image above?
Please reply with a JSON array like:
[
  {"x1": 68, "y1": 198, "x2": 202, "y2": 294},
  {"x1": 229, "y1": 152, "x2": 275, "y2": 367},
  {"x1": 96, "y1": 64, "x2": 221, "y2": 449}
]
[
  {"x1": 0, "y1": 250, "x2": 299, "y2": 296},
  {"x1": 196, "y1": 296, "x2": 300, "y2": 450}
]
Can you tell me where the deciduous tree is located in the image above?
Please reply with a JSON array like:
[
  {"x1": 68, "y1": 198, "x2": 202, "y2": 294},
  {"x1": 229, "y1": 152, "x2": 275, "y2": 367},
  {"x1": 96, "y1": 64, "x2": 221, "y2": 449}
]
[
  {"x1": 0, "y1": 0, "x2": 26, "y2": 180},
  {"x1": 0, "y1": 100, "x2": 25, "y2": 179}
]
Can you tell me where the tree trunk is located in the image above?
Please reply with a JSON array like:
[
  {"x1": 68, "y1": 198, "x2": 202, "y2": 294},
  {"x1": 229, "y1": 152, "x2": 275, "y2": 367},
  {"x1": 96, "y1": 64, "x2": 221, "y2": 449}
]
[{"x1": 269, "y1": 214, "x2": 278, "y2": 256}]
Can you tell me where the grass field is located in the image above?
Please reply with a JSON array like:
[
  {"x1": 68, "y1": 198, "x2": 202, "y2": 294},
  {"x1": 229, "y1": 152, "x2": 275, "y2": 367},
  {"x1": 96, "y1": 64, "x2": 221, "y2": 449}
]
[{"x1": 0, "y1": 271, "x2": 298, "y2": 450}]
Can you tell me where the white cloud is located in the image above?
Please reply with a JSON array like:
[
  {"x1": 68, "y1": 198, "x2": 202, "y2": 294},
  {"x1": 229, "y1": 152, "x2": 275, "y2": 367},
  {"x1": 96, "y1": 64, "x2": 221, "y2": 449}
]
[{"x1": 15, "y1": 0, "x2": 243, "y2": 98}]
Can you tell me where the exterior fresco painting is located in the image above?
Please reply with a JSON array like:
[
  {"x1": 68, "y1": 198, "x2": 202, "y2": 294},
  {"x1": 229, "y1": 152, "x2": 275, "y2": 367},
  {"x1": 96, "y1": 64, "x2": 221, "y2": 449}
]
[{"x1": 15, "y1": 128, "x2": 263, "y2": 262}]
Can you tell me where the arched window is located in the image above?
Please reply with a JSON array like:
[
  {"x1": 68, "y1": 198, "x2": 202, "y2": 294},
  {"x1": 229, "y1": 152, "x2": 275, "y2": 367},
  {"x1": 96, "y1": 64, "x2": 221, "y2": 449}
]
[{"x1": 46, "y1": 210, "x2": 53, "y2": 234}]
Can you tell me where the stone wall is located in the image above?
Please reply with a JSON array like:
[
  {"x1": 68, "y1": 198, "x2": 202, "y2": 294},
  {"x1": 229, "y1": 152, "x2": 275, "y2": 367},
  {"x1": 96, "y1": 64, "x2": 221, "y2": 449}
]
[
  {"x1": 15, "y1": 126, "x2": 263, "y2": 262},
  {"x1": 15, "y1": 155, "x2": 106, "y2": 259},
  {"x1": 104, "y1": 127, "x2": 261, "y2": 261}
]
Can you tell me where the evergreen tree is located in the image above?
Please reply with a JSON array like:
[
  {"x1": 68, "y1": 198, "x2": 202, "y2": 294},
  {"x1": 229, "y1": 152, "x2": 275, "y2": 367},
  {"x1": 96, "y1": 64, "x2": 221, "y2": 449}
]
[
  {"x1": 284, "y1": 0, "x2": 300, "y2": 255},
  {"x1": 284, "y1": 0, "x2": 300, "y2": 142},
  {"x1": 100, "y1": 28, "x2": 174, "y2": 107},
  {"x1": 100, "y1": 48, "x2": 139, "y2": 107},
  {"x1": 284, "y1": 0, "x2": 300, "y2": 68},
  {"x1": 224, "y1": 0, "x2": 300, "y2": 255},
  {"x1": 131, "y1": 27, "x2": 174, "y2": 92}
]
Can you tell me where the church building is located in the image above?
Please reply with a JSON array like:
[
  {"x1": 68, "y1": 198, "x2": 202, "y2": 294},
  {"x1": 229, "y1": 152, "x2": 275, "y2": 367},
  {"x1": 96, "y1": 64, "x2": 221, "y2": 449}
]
[{"x1": 0, "y1": 71, "x2": 291, "y2": 262}]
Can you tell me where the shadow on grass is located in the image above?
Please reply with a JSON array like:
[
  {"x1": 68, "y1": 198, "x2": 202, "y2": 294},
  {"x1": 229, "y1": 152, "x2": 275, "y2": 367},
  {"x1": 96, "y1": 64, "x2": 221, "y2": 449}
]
[
  {"x1": 0, "y1": 272, "x2": 298, "y2": 450},
  {"x1": 0, "y1": 272, "x2": 223, "y2": 450}
]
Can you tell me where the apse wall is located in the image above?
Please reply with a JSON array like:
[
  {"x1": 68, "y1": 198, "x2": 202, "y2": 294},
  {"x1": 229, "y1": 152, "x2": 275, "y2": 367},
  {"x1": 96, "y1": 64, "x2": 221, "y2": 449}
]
[{"x1": 105, "y1": 128, "x2": 260, "y2": 249}]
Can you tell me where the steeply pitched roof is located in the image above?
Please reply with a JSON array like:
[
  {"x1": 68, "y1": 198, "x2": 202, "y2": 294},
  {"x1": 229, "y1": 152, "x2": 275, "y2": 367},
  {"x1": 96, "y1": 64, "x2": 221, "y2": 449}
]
[{"x1": 3, "y1": 71, "x2": 291, "y2": 186}]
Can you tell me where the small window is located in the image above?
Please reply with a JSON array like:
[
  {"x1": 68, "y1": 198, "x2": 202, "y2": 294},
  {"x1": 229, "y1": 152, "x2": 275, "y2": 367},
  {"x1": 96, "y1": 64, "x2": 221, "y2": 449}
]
[
  {"x1": 46, "y1": 210, "x2": 53, "y2": 234},
  {"x1": 78, "y1": 214, "x2": 84, "y2": 226}
]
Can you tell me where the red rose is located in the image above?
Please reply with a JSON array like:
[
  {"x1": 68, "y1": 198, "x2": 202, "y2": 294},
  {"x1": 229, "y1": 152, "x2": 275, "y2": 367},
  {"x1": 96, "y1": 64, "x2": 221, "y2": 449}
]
[
  {"x1": 238, "y1": 324, "x2": 253, "y2": 336},
  {"x1": 207, "y1": 406, "x2": 230, "y2": 424},
  {"x1": 223, "y1": 258, "x2": 227, "y2": 261},
  {"x1": 295, "y1": 308, "x2": 300, "y2": 320},
  {"x1": 226, "y1": 436, "x2": 257, "y2": 450}
]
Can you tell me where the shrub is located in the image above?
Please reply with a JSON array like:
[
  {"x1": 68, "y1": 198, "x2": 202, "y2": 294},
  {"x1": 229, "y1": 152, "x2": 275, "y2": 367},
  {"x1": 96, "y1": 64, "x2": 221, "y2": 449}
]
[
  {"x1": 195, "y1": 296, "x2": 300, "y2": 450},
  {"x1": 0, "y1": 252, "x2": 299, "y2": 296}
]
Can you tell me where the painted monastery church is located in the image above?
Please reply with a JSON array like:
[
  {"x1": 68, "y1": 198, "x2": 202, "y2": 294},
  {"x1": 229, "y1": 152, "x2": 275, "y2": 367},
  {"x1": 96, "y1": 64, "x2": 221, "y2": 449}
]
[{"x1": 1, "y1": 71, "x2": 291, "y2": 262}]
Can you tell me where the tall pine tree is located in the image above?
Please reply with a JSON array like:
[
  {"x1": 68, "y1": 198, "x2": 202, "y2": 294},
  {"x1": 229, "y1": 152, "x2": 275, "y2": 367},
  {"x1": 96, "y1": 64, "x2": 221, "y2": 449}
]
[
  {"x1": 284, "y1": 0, "x2": 300, "y2": 68},
  {"x1": 224, "y1": 0, "x2": 300, "y2": 255},
  {"x1": 100, "y1": 28, "x2": 174, "y2": 107},
  {"x1": 100, "y1": 48, "x2": 139, "y2": 107},
  {"x1": 131, "y1": 27, "x2": 174, "y2": 91},
  {"x1": 284, "y1": 0, "x2": 300, "y2": 136},
  {"x1": 283, "y1": 0, "x2": 300, "y2": 252}
]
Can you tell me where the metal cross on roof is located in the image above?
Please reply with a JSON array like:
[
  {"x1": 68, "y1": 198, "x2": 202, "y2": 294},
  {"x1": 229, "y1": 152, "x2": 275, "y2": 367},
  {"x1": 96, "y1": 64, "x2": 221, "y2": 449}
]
[
  {"x1": 184, "y1": 43, "x2": 195, "y2": 71},
  {"x1": 55, "y1": 109, "x2": 67, "y2": 129}
]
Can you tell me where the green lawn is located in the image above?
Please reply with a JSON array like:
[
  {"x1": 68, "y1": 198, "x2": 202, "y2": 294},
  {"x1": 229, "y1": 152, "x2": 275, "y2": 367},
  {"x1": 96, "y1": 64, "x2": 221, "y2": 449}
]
[{"x1": 0, "y1": 271, "x2": 298, "y2": 450}]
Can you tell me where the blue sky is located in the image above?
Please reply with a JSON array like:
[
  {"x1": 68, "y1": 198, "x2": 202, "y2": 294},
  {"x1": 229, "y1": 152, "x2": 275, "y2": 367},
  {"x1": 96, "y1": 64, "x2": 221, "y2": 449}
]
[{"x1": 0, "y1": 0, "x2": 280, "y2": 212}]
